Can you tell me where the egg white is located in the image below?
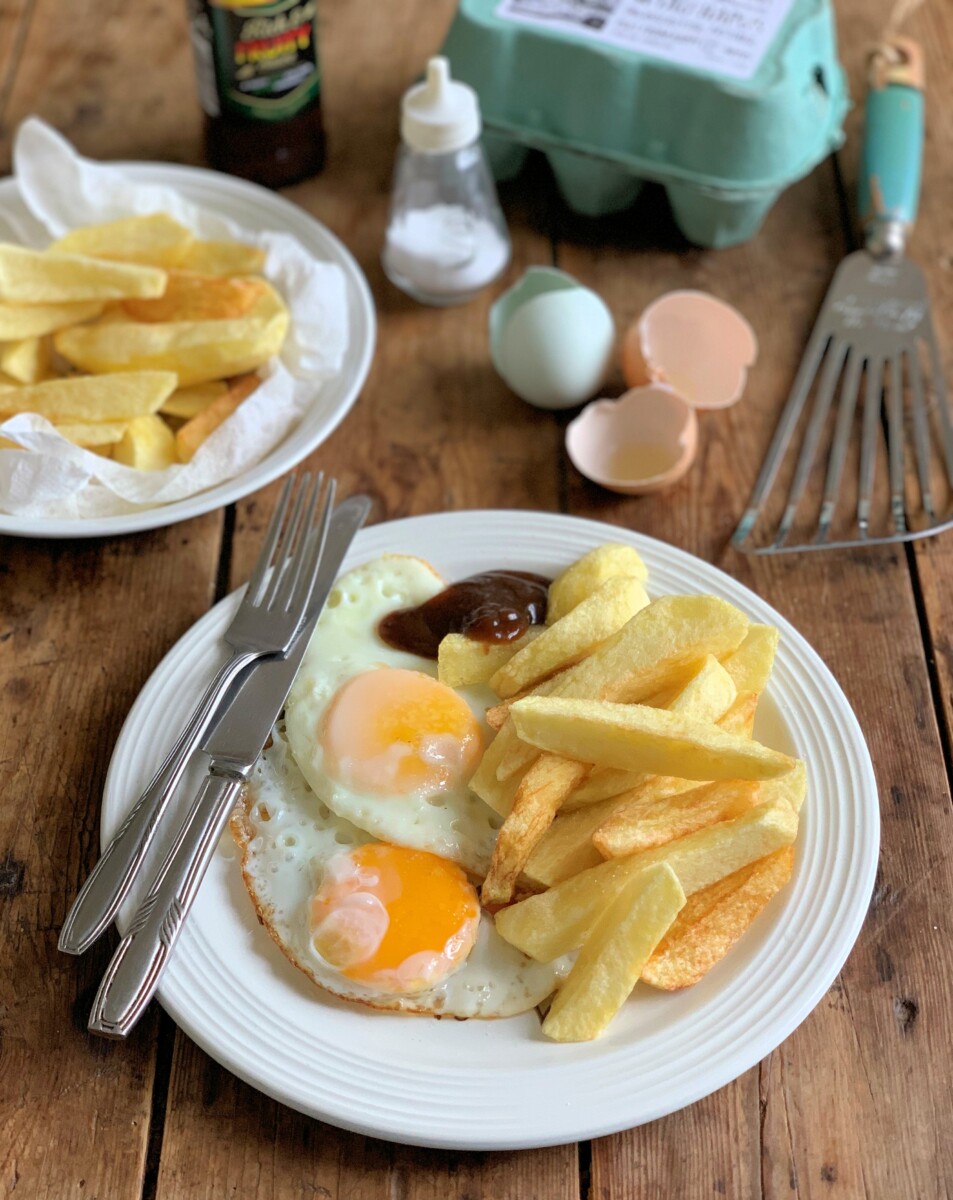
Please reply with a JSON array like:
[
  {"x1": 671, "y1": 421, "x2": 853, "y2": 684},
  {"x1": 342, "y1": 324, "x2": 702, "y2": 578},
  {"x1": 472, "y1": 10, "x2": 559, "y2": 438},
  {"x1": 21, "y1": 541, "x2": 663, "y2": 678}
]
[
  {"x1": 283, "y1": 555, "x2": 503, "y2": 876},
  {"x1": 232, "y1": 725, "x2": 568, "y2": 1017}
]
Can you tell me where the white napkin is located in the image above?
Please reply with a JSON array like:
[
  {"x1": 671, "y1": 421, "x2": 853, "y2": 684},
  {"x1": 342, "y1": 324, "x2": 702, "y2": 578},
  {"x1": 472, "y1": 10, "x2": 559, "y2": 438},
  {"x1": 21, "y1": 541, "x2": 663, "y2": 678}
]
[{"x1": 0, "y1": 118, "x2": 349, "y2": 519}]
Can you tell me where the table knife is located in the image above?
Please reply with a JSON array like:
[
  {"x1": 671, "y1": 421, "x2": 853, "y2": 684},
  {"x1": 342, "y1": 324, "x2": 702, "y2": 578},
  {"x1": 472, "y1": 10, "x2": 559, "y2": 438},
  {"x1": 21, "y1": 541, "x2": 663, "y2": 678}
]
[{"x1": 86, "y1": 495, "x2": 369, "y2": 1038}]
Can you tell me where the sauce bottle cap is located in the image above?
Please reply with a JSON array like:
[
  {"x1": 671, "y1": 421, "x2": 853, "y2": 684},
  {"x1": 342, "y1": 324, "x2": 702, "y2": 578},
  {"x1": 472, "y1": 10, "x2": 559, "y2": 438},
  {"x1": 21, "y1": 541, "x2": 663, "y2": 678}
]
[{"x1": 401, "y1": 57, "x2": 481, "y2": 154}]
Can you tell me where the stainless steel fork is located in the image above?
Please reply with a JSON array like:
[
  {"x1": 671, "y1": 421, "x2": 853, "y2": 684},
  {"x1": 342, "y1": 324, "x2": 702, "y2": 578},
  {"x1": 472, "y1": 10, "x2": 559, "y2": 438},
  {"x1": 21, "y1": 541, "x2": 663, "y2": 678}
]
[{"x1": 59, "y1": 470, "x2": 335, "y2": 954}]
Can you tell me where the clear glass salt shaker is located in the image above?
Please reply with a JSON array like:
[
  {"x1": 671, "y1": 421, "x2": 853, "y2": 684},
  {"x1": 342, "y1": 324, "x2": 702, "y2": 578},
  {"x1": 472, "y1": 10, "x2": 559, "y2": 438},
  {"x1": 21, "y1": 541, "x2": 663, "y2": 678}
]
[{"x1": 382, "y1": 57, "x2": 511, "y2": 307}]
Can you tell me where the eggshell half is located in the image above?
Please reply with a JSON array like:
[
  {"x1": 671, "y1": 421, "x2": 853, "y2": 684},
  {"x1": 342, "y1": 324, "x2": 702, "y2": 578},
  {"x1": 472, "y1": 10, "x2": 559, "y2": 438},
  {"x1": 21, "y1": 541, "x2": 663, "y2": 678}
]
[
  {"x1": 490, "y1": 268, "x2": 615, "y2": 410},
  {"x1": 622, "y1": 290, "x2": 758, "y2": 410},
  {"x1": 566, "y1": 385, "x2": 698, "y2": 495}
]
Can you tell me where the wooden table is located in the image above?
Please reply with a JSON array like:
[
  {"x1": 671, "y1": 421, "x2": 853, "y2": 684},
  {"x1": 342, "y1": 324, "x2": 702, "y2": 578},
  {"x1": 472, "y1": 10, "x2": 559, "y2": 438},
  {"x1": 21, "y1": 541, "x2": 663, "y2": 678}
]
[{"x1": 2, "y1": 0, "x2": 952, "y2": 1195}]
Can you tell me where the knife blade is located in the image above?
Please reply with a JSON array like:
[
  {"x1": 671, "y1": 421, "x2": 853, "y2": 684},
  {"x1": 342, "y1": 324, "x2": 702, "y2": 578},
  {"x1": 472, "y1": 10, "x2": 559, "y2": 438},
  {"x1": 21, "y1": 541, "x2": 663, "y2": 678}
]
[{"x1": 87, "y1": 494, "x2": 370, "y2": 1037}]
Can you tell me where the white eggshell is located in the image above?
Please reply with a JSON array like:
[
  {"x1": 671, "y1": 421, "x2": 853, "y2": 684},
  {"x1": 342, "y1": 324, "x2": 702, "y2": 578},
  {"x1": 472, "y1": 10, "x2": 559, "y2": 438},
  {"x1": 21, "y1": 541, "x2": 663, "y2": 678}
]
[{"x1": 495, "y1": 290, "x2": 615, "y2": 409}]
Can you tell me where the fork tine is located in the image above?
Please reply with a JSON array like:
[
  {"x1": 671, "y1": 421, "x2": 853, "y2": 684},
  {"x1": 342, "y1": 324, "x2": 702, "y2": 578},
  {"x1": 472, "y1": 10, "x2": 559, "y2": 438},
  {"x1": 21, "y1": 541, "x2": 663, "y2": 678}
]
[
  {"x1": 857, "y1": 358, "x2": 883, "y2": 538},
  {"x1": 273, "y1": 472, "x2": 326, "y2": 612},
  {"x1": 286, "y1": 477, "x2": 337, "y2": 619},
  {"x1": 263, "y1": 472, "x2": 311, "y2": 608},
  {"x1": 924, "y1": 321, "x2": 953, "y2": 489},
  {"x1": 774, "y1": 338, "x2": 848, "y2": 547},
  {"x1": 816, "y1": 347, "x2": 863, "y2": 543},
  {"x1": 907, "y1": 346, "x2": 935, "y2": 523},
  {"x1": 886, "y1": 355, "x2": 906, "y2": 533},
  {"x1": 732, "y1": 328, "x2": 829, "y2": 547},
  {"x1": 245, "y1": 475, "x2": 294, "y2": 606}
]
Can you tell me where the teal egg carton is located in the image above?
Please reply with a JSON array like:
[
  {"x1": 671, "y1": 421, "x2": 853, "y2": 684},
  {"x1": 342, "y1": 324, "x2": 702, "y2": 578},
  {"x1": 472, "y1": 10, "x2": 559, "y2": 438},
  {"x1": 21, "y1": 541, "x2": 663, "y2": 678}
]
[{"x1": 441, "y1": 0, "x2": 849, "y2": 247}]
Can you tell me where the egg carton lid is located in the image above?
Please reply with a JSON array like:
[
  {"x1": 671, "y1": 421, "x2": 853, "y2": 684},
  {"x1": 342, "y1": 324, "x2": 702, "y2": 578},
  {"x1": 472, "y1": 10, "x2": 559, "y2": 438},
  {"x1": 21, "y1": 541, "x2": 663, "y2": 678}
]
[{"x1": 441, "y1": 0, "x2": 849, "y2": 195}]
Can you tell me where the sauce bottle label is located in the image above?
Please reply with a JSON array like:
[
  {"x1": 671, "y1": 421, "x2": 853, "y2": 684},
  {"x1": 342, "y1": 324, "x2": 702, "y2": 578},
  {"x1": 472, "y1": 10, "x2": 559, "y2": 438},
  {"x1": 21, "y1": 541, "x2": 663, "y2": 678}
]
[{"x1": 188, "y1": 0, "x2": 321, "y2": 122}]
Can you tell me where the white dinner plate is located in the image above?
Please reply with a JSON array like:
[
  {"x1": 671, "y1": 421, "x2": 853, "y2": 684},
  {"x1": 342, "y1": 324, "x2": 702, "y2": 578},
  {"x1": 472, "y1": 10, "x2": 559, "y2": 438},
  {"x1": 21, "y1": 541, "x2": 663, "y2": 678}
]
[
  {"x1": 102, "y1": 511, "x2": 879, "y2": 1150},
  {"x1": 0, "y1": 164, "x2": 375, "y2": 539}
]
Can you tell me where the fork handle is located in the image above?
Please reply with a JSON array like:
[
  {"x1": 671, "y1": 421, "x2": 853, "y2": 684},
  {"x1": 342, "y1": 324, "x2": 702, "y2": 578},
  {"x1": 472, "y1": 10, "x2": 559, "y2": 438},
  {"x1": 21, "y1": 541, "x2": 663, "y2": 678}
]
[
  {"x1": 87, "y1": 765, "x2": 245, "y2": 1038},
  {"x1": 859, "y1": 35, "x2": 924, "y2": 256},
  {"x1": 58, "y1": 650, "x2": 256, "y2": 956}
]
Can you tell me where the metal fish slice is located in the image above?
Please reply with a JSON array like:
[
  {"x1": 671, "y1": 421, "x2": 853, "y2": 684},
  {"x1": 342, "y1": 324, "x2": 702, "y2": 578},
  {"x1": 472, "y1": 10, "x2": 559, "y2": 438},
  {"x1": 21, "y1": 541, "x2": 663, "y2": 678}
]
[{"x1": 733, "y1": 37, "x2": 952, "y2": 554}]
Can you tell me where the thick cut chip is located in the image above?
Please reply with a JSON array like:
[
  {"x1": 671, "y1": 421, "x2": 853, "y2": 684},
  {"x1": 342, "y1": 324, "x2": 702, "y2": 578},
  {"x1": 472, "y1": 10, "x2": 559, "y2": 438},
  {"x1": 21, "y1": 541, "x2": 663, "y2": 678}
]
[
  {"x1": 51, "y1": 215, "x2": 194, "y2": 268},
  {"x1": 511, "y1": 697, "x2": 794, "y2": 781},
  {"x1": 542, "y1": 862, "x2": 685, "y2": 1042},
  {"x1": 524, "y1": 797, "x2": 615, "y2": 887},
  {"x1": 177, "y1": 239, "x2": 266, "y2": 277},
  {"x1": 481, "y1": 754, "x2": 589, "y2": 907},
  {"x1": 55, "y1": 287, "x2": 288, "y2": 386},
  {"x1": 719, "y1": 693, "x2": 759, "y2": 737},
  {"x1": 160, "y1": 380, "x2": 229, "y2": 419},
  {"x1": 0, "y1": 244, "x2": 166, "y2": 303},
  {"x1": 0, "y1": 299, "x2": 104, "y2": 340},
  {"x1": 642, "y1": 847, "x2": 795, "y2": 990},
  {"x1": 547, "y1": 543, "x2": 648, "y2": 624},
  {"x1": 469, "y1": 722, "x2": 524, "y2": 815},
  {"x1": 122, "y1": 272, "x2": 267, "y2": 323},
  {"x1": 494, "y1": 797, "x2": 798, "y2": 962},
  {"x1": 761, "y1": 759, "x2": 807, "y2": 814},
  {"x1": 54, "y1": 421, "x2": 126, "y2": 447},
  {"x1": 562, "y1": 656, "x2": 738, "y2": 811},
  {"x1": 490, "y1": 576, "x2": 649, "y2": 699},
  {"x1": 175, "y1": 372, "x2": 260, "y2": 462},
  {"x1": 593, "y1": 778, "x2": 761, "y2": 858},
  {"x1": 438, "y1": 627, "x2": 543, "y2": 690},
  {"x1": 114, "y1": 413, "x2": 177, "y2": 470},
  {"x1": 721, "y1": 625, "x2": 779, "y2": 696},
  {"x1": 0, "y1": 371, "x2": 177, "y2": 422},
  {"x1": 0, "y1": 337, "x2": 53, "y2": 384}
]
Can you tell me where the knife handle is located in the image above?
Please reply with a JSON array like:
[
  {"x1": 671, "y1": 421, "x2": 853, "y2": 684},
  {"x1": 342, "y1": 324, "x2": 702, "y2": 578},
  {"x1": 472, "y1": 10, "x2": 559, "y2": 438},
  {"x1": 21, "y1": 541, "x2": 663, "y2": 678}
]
[
  {"x1": 59, "y1": 651, "x2": 257, "y2": 957},
  {"x1": 86, "y1": 766, "x2": 245, "y2": 1038}
]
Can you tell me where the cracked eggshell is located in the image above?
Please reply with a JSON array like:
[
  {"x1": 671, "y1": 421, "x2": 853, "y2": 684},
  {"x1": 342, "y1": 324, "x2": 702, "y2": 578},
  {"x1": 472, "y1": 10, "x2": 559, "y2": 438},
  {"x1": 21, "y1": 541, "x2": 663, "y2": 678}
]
[
  {"x1": 621, "y1": 290, "x2": 758, "y2": 410},
  {"x1": 490, "y1": 267, "x2": 614, "y2": 410},
  {"x1": 566, "y1": 384, "x2": 698, "y2": 495}
]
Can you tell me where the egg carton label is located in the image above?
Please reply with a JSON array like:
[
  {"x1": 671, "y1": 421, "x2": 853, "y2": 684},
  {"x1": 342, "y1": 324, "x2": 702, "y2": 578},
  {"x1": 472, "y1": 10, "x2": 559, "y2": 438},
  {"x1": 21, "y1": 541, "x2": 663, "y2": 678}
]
[{"x1": 494, "y1": 0, "x2": 798, "y2": 81}]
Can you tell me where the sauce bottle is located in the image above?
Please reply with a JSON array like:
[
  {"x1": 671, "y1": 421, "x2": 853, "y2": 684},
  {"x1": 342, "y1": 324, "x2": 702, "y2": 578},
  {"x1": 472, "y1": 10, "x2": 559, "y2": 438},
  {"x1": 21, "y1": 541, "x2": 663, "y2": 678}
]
[{"x1": 186, "y1": 0, "x2": 325, "y2": 189}]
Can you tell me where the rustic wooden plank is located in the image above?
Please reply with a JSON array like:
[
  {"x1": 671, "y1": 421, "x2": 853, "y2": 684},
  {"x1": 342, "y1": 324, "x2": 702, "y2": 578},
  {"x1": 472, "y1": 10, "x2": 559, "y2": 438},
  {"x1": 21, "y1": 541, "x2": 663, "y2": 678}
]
[
  {"x1": 0, "y1": 0, "x2": 201, "y2": 172},
  {"x1": 0, "y1": 0, "x2": 33, "y2": 148},
  {"x1": 0, "y1": 512, "x2": 223, "y2": 1199},
  {"x1": 553, "y1": 5, "x2": 953, "y2": 1192},
  {"x1": 153, "y1": 2, "x2": 574, "y2": 1197}
]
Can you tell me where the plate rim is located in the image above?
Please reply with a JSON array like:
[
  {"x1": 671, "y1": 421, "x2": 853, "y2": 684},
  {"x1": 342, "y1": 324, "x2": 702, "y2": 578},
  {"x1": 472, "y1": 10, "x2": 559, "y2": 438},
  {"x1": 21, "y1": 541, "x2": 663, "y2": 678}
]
[
  {"x1": 0, "y1": 161, "x2": 375, "y2": 539},
  {"x1": 101, "y1": 510, "x2": 880, "y2": 1149}
]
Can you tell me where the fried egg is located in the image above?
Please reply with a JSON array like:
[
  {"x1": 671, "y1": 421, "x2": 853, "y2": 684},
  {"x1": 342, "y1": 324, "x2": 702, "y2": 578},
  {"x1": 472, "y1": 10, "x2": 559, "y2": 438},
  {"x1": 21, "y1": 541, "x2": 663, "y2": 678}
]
[
  {"x1": 232, "y1": 727, "x2": 568, "y2": 1016},
  {"x1": 283, "y1": 556, "x2": 502, "y2": 876}
]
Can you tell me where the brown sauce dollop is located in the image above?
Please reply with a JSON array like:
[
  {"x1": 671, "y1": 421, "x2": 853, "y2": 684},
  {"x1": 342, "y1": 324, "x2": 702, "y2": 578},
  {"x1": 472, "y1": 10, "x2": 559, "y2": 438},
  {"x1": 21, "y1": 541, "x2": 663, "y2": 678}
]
[{"x1": 378, "y1": 571, "x2": 550, "y2": 659}]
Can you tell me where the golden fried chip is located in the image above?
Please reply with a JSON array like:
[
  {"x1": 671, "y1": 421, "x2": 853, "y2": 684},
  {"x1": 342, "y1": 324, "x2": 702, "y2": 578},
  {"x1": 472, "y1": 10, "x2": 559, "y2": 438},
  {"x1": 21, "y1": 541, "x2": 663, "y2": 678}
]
[
  {"x1": 495, "y1": 797, "x2": 798, "y2": 962},
  {"x1": 593, "y1": 778, "x2": 762, "y2": 858},
  {"x1": 114, "y1": 413, "x2": 177, "y2": 470},
  {"x1": 175, "y1": 372, "x2": 261, "y2": 462},
  {"x1": 177, "y1": 239, "x2": 266, "y2": 276},
  {"x1": 511, "y1": 697, "x2": 795, "y2": 781},
  {"x1": 480, "y1": 754, "x2": 588, "y2": 908},
  {"x1": 547, "y1": 543, "x2": 648, "y2": 624},
  {"x1": 0, "y1": 371, "x2": 177, "y2": 422},
  {"x1": 490, "y1": 576, "x2": 649, "y2": 699},
  {"x1": 51, "y1": 214, "x2": 194, "y2": 268},
  {"x1": 642, "y1": 847, "x2": 794, "y2": 990},
  {"x1": 0, "y1": 336, "x2": 53, "y2": 384},
  {"x1": 54, "y1": 421, "x2": 127, "y2": 447},
  {"x1": 159, "y1": 380, "x2": 229, "y2": 419},
  {"x1": 0, "y1": 244, "x2": 166, "y2": 303},
  {"x1": 122, "y1": 271, "x2": 267, "y2": 323},
  {"x1": 542, "y1": 863, "x2": 685, "y2": 1041},
  {"x1": 437, "y1": 627, "x2": 544, "y2": 690},
  {"x1": 0, "y1": 299, "x2": 105, "y2": 340}
]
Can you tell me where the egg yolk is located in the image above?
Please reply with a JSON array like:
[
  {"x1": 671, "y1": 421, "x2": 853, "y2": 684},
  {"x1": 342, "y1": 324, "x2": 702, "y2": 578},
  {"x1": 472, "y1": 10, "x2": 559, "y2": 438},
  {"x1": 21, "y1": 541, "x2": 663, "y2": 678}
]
[
  {"x1": 321, "y1": 667, "x2": 483, "y2": 796},
  {"x1": 309, "y1": 843, "x2": 480, "y2": 994}
]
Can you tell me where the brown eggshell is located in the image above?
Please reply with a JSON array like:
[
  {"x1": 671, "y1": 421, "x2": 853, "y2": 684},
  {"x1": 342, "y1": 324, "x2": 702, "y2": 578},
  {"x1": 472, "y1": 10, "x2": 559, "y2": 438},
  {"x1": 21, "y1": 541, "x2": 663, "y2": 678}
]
[
  {"x1": 622, "y1": 290, "x2": 758, "y2": 409},
  {"x1": 566, "y1": 385, "x2": 699, "y2": 495}
]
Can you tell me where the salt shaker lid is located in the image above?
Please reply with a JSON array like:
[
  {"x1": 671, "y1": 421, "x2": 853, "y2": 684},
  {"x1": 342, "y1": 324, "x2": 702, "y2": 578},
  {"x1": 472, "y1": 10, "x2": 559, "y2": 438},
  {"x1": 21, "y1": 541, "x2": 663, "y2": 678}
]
[{"x1": 401, "y1": 57, "x2": 481, "y2": 154}]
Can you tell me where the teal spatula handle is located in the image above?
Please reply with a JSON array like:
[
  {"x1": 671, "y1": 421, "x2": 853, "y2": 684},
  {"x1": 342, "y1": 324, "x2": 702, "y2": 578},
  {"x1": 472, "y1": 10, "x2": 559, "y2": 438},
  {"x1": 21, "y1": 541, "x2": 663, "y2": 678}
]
[{"x1": 859, "y1": 39, "x2": 924, "y2": 256}]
